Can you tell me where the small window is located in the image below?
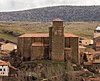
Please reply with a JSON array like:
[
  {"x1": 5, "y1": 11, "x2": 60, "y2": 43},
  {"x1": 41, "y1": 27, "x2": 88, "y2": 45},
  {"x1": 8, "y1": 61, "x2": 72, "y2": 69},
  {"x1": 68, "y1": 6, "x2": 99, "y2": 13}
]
[
  {"x1": 4, "y1": 68, "x2": 5, "y2": 71},
  {"x1": 96, "y1": 67, "x2": 98, "y2": 69},
  {"x1": 79, "y1": 41, "x2": 82, "y2": 43},
  {"x1": 0, "y1": 69, "x2": 2, "y2": 71}
]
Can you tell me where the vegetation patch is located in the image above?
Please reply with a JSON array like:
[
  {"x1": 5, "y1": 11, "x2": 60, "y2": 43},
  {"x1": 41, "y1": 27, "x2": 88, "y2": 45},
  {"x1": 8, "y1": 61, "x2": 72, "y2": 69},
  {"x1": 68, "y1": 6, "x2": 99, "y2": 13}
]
[{"x1": 0, "y1": 21, "x2": 98, "y2": 42}]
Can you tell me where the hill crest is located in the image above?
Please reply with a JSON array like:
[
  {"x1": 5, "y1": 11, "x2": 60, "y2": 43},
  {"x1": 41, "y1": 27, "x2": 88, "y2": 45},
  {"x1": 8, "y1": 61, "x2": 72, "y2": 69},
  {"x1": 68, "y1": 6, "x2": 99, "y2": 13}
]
[{"x1": 0, "y1": 6, "x2": 100, "y2": 22}]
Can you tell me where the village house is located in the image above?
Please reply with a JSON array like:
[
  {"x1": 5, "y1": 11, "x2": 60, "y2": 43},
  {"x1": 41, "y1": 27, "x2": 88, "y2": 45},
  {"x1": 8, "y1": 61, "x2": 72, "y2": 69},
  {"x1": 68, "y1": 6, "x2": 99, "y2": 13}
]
[
  {"x1": 92, "y1": 52, "x2": 100, "y2": 73},
  {"x1": 81, "y1": 52, "x2": 93, "y2": 66},
  {"x1": 79, "y1": 37, "x2": 93, "y2": 46},
  {"x1": 0, "y1": 60, "x2": 17, "y2": 81},
  {"x1": 18, "y1": 19, "x2": 80, "y2": 64},
  {"x1": 94, "y1": 26, "x2": 100, "y2": 51},
  {"x1": 91, "y1": 26, "x2": 100, "y2": 73},
  {"x1": 84, "y1": 52, "x2": 93, "y2": 63},
  {"x1": 0, "y1": 43, "x2": 17, "y2": 62},
  {"x1": 0, "y1": 60, "x2": 17, "y2": 76},
  {"x1": 0, "y1": 60, "x2": 10, "y2": 77},
  {"x1": 1, "y1": 43, "x2": 17, "y2": 51},
  {"x1": 80, "y1": 51, "x2": 100, "y2": 73}
]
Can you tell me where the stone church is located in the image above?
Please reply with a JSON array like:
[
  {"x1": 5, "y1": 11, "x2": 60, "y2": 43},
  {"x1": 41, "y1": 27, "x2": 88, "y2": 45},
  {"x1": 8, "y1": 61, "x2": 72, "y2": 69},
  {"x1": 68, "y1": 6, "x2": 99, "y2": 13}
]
[{"x1": 18, "y1": 19, "x2": 79, "y2": 64}]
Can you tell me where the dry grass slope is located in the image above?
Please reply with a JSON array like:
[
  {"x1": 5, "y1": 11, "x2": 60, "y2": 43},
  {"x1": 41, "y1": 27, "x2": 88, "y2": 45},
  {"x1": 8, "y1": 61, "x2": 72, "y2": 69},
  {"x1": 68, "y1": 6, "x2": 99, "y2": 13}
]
[{"x1": 0, "y1": 21, "x2": 99, "y2": 42}]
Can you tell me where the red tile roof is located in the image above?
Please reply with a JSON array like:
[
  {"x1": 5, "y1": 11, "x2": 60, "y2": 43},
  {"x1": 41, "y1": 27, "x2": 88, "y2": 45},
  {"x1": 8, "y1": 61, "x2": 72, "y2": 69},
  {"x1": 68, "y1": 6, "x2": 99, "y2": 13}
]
[
  {"x1": 64, "y1": 33, "x2": 78, "y2": 37},
  {"x1": 0, "y1": 60, "x2": 9, "y2": 66},
  {"x1": 0, "y1": 60, "x2": 17, "y2": 70},
  {"x1": 19, "y1": 33, "x2": 49, "y2": 37},
  {"x1": 83, "y1": 52, "x2": 92, "y2": 55},
  {"x1": 19, "y1": 33, "x2": 78, "y2": 38},
  {"x1": 32, "y1": 42, "x2": 49, "y2": 47}
]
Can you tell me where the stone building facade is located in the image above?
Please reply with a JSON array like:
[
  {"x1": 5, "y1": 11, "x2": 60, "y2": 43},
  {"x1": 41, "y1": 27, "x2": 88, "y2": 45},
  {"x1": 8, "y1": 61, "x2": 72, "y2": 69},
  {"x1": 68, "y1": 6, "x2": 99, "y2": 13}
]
[
  {"x1": 94, "y1": 26, "x2": 100, "y2": 51},
  {"x1": 18, "y1": 19, "x2": 79, "y2": 64}
]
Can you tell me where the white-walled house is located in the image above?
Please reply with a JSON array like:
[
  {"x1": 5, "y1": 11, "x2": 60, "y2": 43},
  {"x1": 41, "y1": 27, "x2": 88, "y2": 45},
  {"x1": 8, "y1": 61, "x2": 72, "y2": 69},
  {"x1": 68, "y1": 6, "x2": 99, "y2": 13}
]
[
  {"x1": 0, "y1": 60, "x2": 10, "y2": 76},
  {"x1": 0, "y1": 66, "x2": 9, "y2": 76},
  {"x1": 0, "y1": 60, "x2": 16, "y2": 77},
  {"x1": 0, "y1": 60, "x2": 17, "y2": 81}
]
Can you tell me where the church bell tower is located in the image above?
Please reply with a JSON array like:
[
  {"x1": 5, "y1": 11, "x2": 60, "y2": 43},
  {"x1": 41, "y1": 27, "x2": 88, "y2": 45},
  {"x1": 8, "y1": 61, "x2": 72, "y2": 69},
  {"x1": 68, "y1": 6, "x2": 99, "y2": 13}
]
[{"x1": 49, "y1": 18, "x2": 65, "y2": 61}]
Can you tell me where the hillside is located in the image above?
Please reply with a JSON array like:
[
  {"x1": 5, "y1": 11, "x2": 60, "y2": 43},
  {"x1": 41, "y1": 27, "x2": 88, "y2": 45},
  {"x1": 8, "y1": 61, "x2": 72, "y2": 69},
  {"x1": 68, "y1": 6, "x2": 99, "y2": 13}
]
[
  {"x1": 0, "y1": 21, "x2": 98, "y2": 43},
  {"x1": 1, "y1": 6, "x2": 100, "y2": 22}
]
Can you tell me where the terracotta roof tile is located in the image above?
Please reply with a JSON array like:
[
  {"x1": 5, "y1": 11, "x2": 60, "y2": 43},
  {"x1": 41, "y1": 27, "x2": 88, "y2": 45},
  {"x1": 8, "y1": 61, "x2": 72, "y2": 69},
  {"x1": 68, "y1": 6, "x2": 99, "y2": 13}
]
[
  {"x1": 0, "y1": 60, "x2": 9, "y2": 66},
  {"x1": 19, "y1": 33, "x2": 49, "y2": 37},
  {"x1": 83, "y1": 52, "x2": 92, "y2": 55},
  {"x1": 19, "y1": 33, "x2": 78, "y2": 38},
  {"x1": 0, "y1": 60, "x2": 17, "y2": 70},
  {"x1": 32, "y1": 42, "x2": 49, "y2": 47},
  {"x1": 64, "y1": 33, "x2": 78, "y2": 37}
]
